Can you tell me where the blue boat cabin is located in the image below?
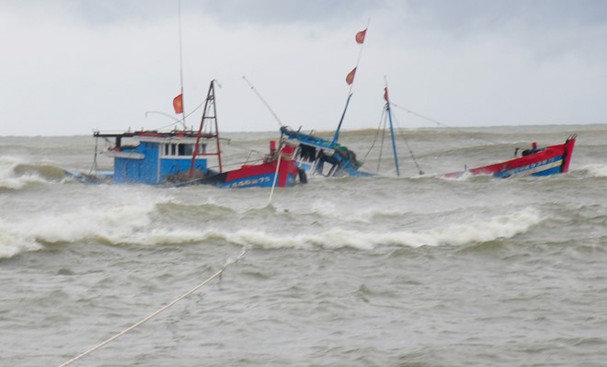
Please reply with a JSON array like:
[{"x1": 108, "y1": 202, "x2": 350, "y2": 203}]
[{"x1": 95, "y1": 131, "x2": 211, "y2": 185}]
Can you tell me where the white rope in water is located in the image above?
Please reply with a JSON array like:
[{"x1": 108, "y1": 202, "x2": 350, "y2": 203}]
[
  {"x1": 58, "y1": 248, "x2": 247, "y2": 367},
  {"x1": 267, "y1": 144, "x2": 283, "y2": 205}
]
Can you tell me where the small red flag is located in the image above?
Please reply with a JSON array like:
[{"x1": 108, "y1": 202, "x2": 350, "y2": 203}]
[
  {"x1": 383, "y1": 87, "x2": 389, "y2": 102},
  {"x1": 355, "y1": 29, "x2": 367, "y2": 44},
  {"x1": 346, "y1": 67, "x2": 357, "y2": 85},
  {"x1": 173, "y1": 93, "x2": 183, "y2": 114}
]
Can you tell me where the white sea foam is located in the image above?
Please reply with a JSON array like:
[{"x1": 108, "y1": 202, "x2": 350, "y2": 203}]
[
  {"x1": 0, "y1": 193, "x2": 542, "y2": 258},
  {"x1": 388, "y1": 207, "x2": 542, "y2": 247},
  {"x1": 0, "y1": 200, "x2": 157, "y2": 258},
  {"x1": 217, "y1": 207, "x2": 542, "y2": 250},
  {"x1": 39, "y1": 206, "x2": 152, "y2": 243},
  {"x1": 581, "y1": 163, "x2": 607, "y2": 178},
  {"x1": 0, "y1": 174, "x2": 49, "y2": 190},
  {"x1": 0, "y1": 156, "x2": 23, "y2": 189},
  {"x1": 0, "y1": 230, "x2": 43, "y2": 259},
  {"x1": 0, "y1": 156, "x2": 52, "y2": 189}
]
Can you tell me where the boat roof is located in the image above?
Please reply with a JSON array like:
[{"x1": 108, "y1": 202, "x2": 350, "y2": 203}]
[
  {"x1": 280, "y1": 127, "x2": 349, "y2": 152},
  {"x1": 93, "y1": 130, "x2": 216, "y2": 144}
]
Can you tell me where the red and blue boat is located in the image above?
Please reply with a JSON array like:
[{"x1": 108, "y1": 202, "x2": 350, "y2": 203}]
[
  {"x1": 445, "y1": 134, "x2": 577, "y2": 178},
  {"x1": 191, "y1": 141, "x2": 303, "y2": 188},
  {"x1": 84, "y1": 81, "x2": 304, "y2": 188}
]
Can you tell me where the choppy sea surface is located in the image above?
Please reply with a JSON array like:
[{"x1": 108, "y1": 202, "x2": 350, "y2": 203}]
[{"x1": 1, "y1": 124, "x2": 607, "y2": 367}]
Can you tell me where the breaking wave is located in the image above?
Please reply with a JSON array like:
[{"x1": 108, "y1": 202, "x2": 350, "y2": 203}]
[
  {"x1": 0, "y1": 199, "x2": 159, "y2": 259},
  {"x1": 0, "y1": 204, "x2": 542, "y2": 258},
  {"x1": 219, "y1": 207, "x2": 542, "y2": 250},
  {"x1": 0, "y1": 156, "x2": 68, "y2": 190},
  {"x1": 578, "y1": 163, "x2": 607, "y2": 178}
]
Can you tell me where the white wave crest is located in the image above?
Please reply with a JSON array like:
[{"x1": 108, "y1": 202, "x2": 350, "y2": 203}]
[
  {"x1": 390, "y1": 207, "x2": 542, "y2": 247},
  {"x1": 0, "y1": 156, "x2": 22, "y2": 189},
  {"x1": 580, "y1": 164, "x2": 607, "y2": 178},
  {"x1": 0, "y1": 201, "x2": 156, "y2": 258},
  {"x1": 0, "y1": 230, "x2": 44, "y2": 259},
  {"x1": 0, "y1": 156, "x2": 51, "y2": 190},
  {"x1": 0, "y1": 202, "x2": 542, "y2": 257},
  {"x1": 218, "y1": 207, "x2": 542, "y2": 250}
]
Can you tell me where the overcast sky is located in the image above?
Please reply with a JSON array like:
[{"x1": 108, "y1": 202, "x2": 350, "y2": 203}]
[{"x1": 1, "y1": 0, "x2": 606, "y2": 136}]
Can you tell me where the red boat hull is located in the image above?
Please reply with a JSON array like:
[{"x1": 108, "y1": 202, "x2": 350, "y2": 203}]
[
  {"x1": 200, "y1": 143, "x2": 302, "y2": 188},
  {"x1": 446, "y1": 135, "x2": 576, "y2": 178}
]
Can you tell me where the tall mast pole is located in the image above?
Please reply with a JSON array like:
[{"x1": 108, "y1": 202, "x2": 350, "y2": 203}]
[
  {"x1": 177, "y1": 0, "x2": 186, "y2": 128},
  {"x1": 189, "y1": 81, "x2": 223, "y2": 177},
  {"x1": 384, "y1": 77, "x2": 400, "y2": 176},
  {"x1": 349, "y1": 20, "x2": 369, "y2": 96},
  {"x1": 331, "y1": 20, "x2": 370, "y2": 146}
]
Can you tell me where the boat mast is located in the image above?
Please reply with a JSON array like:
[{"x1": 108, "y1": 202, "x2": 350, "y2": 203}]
[
  {"x1": 331, "y1": 93, "x2": 353, "y2": 145},
  {"x1": 177, "y1": 0, "x2": 187, "y2": 129},
  {"x1": 331, "y1": 24, "x2": 369, "y2": 146},
  {"x1": 189, "y1": 81, "x2": 223, "y2": 176},
  {"x1": 384, "y1": 78, "x2": 400, "y2": 176}
]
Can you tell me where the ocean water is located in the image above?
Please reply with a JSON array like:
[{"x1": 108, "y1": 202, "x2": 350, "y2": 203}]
[{"x1": 1, "y1": 124, "x2": 607, "y2": 367}]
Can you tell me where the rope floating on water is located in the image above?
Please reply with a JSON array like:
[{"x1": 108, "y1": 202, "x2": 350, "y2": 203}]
[{"x1": 58, "y1": 248, "x2": 247, "y2": 367}]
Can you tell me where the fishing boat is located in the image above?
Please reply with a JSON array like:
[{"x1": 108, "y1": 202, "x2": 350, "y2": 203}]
[
  {"x1": 269, "y1": 27, "x2": 374, "y2": 178},
  {"x1": 444, "y1": 134, "x2": 577, "y2": 178},
  {"x1": 73, "y1": 1, "x2": 303, "y2": 189},
  {"x1": 282, "y1": 80, "x2": 427, "y2": 178},
  {"x1": 280, "y1": 126, "x2": 371, "y2": 177},
  {"x1": 81, "y1": 81, "x2": 304, "y2": 188},
  {"x1": 186, "y1": 140, "x2": 303, "y2": 188}
]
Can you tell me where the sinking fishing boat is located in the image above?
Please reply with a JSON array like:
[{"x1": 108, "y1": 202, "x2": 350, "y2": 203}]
[
  {"x1": 280, "y1": 126, "x2": 370, "y2": 177},
  {"x1": 444, "y1": 134, "x2": 577, "y2": 178},
  {"x1": 277, "y1": 27, "x2": 374, "y2": 178},
  {"x1": 282, "y1": 81, "x2": 428, "y2": 178},
  {"x1": 187, "y1": 140, "x2": 303, "y2": 188},
  {"x1": 79, "y1": 81, "x2": 304, "y2": 188}
]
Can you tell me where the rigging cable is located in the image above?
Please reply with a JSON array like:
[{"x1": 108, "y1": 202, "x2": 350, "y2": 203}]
[
  {"x1": 390, "y1": 107, "x2": 424, "y2": 175},
  {"x1": 242, "y1": 76, "x2": 284, "y2": 128},
  {"x1": 58, "y1": 248, "x2": 247, "y2": 367},
  {"x1": 88, "y1": 137, "x2": 99, "y2": 175},
  {"x1": 362, "y1": 107, "x2": 386, "y2": 164},
  {"x1": 145, "y1": 100, "x2": 205, "y2": 132},
  {"x1": 390, "y1": 102, "x2": 501, "y2": 146}
]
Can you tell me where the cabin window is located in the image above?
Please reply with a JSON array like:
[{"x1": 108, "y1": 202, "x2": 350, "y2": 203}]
[
  {"x1": 161, "y1": 143, "x2": 203, "y2": 157},
  {"x1": 179, "y1": 144, "x2": 194, "y2": 156}
]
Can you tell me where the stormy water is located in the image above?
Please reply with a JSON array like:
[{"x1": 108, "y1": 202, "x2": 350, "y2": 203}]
[{"x1": 1, "y1": 124, "x2": 606, "y2": 366}]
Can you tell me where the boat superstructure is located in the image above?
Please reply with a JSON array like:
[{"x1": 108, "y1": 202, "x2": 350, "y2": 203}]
[{"x1": 87, "y1": 81, "x2": 304, "y2": 188}]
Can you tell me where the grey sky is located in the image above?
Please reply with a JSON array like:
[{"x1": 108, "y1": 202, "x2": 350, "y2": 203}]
[{"x1": 1, "y1": 0, "x2": 606, "y2": 135}]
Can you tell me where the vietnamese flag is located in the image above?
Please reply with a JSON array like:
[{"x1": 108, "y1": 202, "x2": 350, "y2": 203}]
[
  {"x1": 346, "y1": 67, "x2": 357, "y2": 85},
  {"x1": 355, "y1": 29, "x2": 367, "y2": 44},
  {"x1": 383, "y1": 87, "x2": 389, "y2": 102},
  {"x1": 173, "y1": 93, "x2": 184, "y2": 114}
]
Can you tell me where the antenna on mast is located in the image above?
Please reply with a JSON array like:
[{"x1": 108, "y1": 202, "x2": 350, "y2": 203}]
[{"x1": 177, "y1": 0, "x2": 187, "y2": 129}]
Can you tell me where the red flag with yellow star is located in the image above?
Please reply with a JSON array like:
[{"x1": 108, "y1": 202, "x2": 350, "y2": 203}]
[{"x1": 173, "y1": 93, "x2": 183, "y2": 114}]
